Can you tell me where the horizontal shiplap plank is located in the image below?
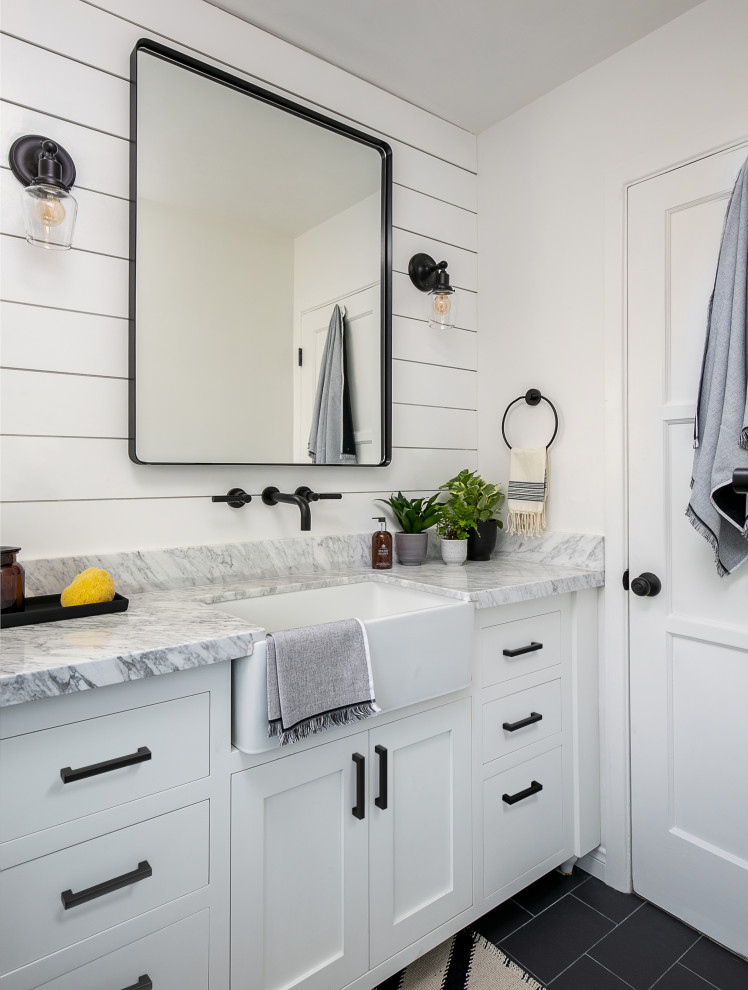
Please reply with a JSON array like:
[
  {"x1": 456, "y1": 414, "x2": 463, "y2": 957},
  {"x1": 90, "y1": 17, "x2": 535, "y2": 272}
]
[
  {"x1": 393, "y1": 228, "x2": 477, "y2": 291},
  {"x1": 393, "y1": 405, "x2": 476, "y2": 449},
  {"x1": 392, "y1": 317, "x2": 477, "y2": 371},
  {"x1": 393, "y1": 272, "x2": 477, "y2": 331},
  {"x1": 1, "y1": 234, "x2": 128, "y2": 316},
  {"x1": 393, "y1": 361, "x2": 476, "y2": 410},
  {"x1": 2, "y1": 0, "x2": 475, "y2": 169},
  {"x1": 0, "y1": 35, "x2": 129, "y2": 138},
  {"x1": 0, "y1": 489, "x2": 463, "y2": 559},
  {"x1": 0, "y1": 302, "x2": 128, "y2": 377},
  {"x1": 393, "y1": 185, "x2": 477, "y2": 251},
  {"x1": 0, "y1": 102, "x2": 130, "y2": 200},
  {"x1": 1, "y1": 369, "x2": 127, "y2": 437},
  {"x1": 0, "y1": 436, "x2": 477, "y2": 501},
  {"x1": 390, "y1": 140, "x2": 476, "y2": 211},
  {"x1": 0, "y1": 167, "x2": 130, "y2": 259}
]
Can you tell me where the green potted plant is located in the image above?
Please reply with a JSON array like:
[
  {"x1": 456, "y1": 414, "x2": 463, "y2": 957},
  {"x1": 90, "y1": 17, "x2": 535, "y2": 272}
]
[
  {"x1": 435, "y1": 498, "x2": 476, "y2": 565},
  {"x1": 440, "y1": 469, "x2": 505, "y2": 561},
  {"x1": 377, "y1": 492, "x2": 442, "y2": 566}
]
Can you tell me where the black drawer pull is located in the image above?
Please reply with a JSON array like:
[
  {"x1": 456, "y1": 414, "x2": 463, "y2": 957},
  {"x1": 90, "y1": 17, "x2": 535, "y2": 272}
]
[
  {"x1": 502, "y1": 780, "x2": 543, "y2": 806},
  {"x1": 352, "y1": 753, "x2": 365, "y2": 820},
  {"x1": 61, "y1": 860, "x2": 152, "y2": 910},
  {"x1": 503, "y1": 642, "x2": 543, "y2": 658},
  {"x1": 122, "y1": 978, "x2": 153, "y2": 990},
  {"x1": 60, "y1": 746, "x2": 152, "y2": 784},
  {"x1": 374, "y1": 744, "x2": 388, "y2": 810},
  {"x1": 503, "y1": 712, "x2": 543, "y2": 732}
]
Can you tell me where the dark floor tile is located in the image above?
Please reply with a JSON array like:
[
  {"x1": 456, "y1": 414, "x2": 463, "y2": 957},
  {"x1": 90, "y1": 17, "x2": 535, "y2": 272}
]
[
  {"x1": 573, "y1": 877, "x2": 642, "y2": 924},
  {"x1": 680, "y1": 936, "x2": 748, "y2": 990},
  {"x1": 501, "y1": 892, "x2": 614, "y2": 984},
  {"x1": 589, "y1": 902, "x2": 699, "y2": 990},
  {"x1": 653, "y1": 963, "x2": 716, "y2": 989},
  {"x1": 551, "y1": 954, "x2": 633, "y2": 988},
  {"x1": 473, "y1": 899, "x2": 533, "y2": 945},
  {"x1": 513, "y1": 868, "x2": 589, "y2": 916}
]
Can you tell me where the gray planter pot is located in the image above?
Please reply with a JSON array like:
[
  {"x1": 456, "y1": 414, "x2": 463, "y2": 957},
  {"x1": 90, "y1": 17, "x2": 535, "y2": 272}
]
[{"x1": 395, "y1": 532, "x2": 429, "y2": 566}]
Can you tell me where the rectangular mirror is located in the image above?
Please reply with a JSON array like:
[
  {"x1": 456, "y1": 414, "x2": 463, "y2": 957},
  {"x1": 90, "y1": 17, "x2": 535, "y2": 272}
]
[{"x1": 130, "y1": 40, "x2": 392, "y2": 465}]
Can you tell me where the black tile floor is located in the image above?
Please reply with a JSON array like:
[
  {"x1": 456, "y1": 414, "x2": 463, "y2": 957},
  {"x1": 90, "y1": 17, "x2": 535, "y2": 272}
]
[{"x1": 470, "y1": 869, "x2": 748, "y2": 989}]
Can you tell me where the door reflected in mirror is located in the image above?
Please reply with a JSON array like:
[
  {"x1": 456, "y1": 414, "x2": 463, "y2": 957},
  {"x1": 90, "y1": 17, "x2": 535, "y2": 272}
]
[{"x1": 131, "y1": 42, "x2": 391, "y2": 465}]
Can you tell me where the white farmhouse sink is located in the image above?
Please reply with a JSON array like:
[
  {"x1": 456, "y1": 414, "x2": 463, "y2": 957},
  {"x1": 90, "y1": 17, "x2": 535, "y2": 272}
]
[{"x1": 214, "y1": 582, "x2": 473, "y2": 753}]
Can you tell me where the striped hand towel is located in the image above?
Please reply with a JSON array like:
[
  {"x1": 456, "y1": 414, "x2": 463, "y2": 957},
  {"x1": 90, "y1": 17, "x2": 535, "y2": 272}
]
[{"x1": 507, "y1": 448, "x2": 549, "y2": 538}]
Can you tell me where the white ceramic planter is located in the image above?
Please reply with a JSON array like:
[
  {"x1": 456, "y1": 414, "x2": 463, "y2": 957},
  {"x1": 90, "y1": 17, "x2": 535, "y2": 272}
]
[{"x1": 440, "y1": 538, "x2": 468, "y2": 566}]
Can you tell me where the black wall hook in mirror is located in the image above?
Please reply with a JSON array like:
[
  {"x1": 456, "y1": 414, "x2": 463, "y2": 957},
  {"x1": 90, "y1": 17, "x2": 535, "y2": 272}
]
[{"x1": 501, "y1": 389, "x2": 559, "y2": 449}]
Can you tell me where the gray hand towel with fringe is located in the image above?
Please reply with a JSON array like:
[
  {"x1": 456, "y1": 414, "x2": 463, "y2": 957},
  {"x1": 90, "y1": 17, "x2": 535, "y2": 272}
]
[
  {"x1": 687, "y1": 155, "x2": 748, "y2": 577},
  {"x1": 267, "y1": 618, "x2": 380, "y2": 746},
  {"x1": 308, "y1": 304, "x2": 357, "y2": 464}
]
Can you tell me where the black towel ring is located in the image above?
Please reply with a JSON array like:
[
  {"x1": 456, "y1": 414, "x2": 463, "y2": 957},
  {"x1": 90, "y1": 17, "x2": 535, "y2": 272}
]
[{"x1": 501, "y1": 389, "x2": 559, "y2": 450}]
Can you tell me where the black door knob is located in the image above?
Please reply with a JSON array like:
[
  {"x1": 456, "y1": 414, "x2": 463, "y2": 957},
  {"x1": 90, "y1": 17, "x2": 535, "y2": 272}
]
[{"x1": 630, "y1": 572, "x2": 662, "y2": 597}]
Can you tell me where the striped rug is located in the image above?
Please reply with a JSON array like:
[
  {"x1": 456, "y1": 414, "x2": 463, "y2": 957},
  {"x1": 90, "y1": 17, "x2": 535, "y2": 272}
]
[{"x1": 377, "y1": 929, "x2": 544, "y2": 989}]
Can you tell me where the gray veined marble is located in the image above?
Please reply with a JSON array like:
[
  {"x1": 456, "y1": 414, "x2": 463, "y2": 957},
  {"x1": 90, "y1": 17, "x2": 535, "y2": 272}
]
[
  {"x1": 4, "y1": 531, "x2": 604, "y2": 708},
  {"x1": 23, "y1": 530, "x2": 603, "y2": 597}
]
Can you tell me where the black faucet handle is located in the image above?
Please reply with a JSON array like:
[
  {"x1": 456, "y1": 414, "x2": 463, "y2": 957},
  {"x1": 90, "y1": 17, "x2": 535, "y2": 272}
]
[
  {"x1": 295, "y1": 486, "x2": 342, "y2": 502},
  {"x1": 212, "y1": 488, "x2": 252, "y2": 508}
]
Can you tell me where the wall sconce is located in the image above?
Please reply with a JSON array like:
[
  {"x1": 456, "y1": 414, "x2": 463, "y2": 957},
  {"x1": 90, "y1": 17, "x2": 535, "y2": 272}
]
[
  {"x1": 8, "y1": 135, "x2": 78, "y2": 250},
  {"x1": 408, "y1": 252, "x2": 458, "y2": 329}
]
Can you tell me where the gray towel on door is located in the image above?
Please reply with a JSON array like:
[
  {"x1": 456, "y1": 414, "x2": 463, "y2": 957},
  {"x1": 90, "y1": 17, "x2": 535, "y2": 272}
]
[
  {"x1": 687, "y1": 155, "x2": 748, "y2": 576},
  {"x1": 267, "y1": 618, "x2": 380, "y2": 746},
  {"x1": 308, "y1": 304, "x2": 357, "y2": 464}
]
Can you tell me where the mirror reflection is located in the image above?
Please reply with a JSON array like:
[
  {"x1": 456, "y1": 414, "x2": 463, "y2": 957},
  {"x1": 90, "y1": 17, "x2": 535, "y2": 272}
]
[{"x1": 132, "y1": 46, "x2": 390, "y2": 465}]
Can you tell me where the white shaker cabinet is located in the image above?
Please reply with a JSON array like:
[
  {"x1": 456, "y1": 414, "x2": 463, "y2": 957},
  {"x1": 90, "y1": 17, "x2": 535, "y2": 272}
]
[
  {"x1": 230, "y1": 699, "x2": 472, "y2": 990},
  {"x1": 368, "y1": 702, "x2": 472, "y2": 967},
  {"x1": 230, "y1": 732, "x2": 370, "y2": 990}
]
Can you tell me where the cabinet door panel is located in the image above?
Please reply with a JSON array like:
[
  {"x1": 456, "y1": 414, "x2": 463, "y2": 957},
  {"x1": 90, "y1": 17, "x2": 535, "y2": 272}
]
[
  {"x1": 231, "y1": 734, "x2": 369, "y2": 990},
  {"x1": 369, "y1": 700, "x2": 472, "y2": 966}
]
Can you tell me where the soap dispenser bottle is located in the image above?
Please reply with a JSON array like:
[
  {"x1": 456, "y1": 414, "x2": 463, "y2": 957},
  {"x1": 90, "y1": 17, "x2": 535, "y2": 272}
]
[{"x1": 371, "y1": 517, "x2": 393, "y2": 570}]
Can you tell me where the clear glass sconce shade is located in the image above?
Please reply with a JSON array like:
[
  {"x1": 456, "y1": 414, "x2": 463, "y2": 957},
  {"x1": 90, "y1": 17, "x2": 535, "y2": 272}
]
[
  {"x1": 19, "y1": 183, "x2": 78, "y2": 250},
  {"x1": 427, "y1": 287, "x2": 457, "y2": 329}
]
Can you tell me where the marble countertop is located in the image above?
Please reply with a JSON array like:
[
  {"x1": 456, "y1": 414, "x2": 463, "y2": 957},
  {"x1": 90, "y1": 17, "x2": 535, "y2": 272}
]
[{"x1": 0, "y1": 555, "x2": 604, "y2": 708}]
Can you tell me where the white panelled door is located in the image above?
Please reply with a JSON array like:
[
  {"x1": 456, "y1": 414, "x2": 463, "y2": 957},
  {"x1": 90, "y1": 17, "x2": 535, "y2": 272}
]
[{"x1": 628, "y1": 144, "x2": 748, "y2": 957}]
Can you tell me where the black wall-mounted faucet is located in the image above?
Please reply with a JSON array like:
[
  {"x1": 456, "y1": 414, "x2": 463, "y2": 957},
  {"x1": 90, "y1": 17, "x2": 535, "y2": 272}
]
[
  {"x1": 212, "y1": 488, "x2": 252, "y2": 508},
  {"x1": 262, "y1": 487, "x2": 312, "y2": 531}
]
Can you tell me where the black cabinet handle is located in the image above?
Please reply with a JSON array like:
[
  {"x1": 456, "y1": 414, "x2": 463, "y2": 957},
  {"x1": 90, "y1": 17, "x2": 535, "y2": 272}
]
[
  {"x1": 352, "y1": 753, "x2": 365, "y2": 820},
  {"x1": 60, "y1": 746, "x2": 151, "y2": 784},
  {"x1": 61, "y1": 860, "x2": 152, "y2": 910},
  {"x1": 503, "y1": 712, "x2": 543, "y2": 733},
  {"x1": 502, "y1": 780, "x2": 543, "y2": 806},
  {"x1": 121, "y1": 978, "x2": 153, "y2": 990},
  {"x1": 503, "y1": 642, "x2": 543, "y2": 658},
  {"x1": 374, "y1": 745, "x2": 388, "y2": 810}
]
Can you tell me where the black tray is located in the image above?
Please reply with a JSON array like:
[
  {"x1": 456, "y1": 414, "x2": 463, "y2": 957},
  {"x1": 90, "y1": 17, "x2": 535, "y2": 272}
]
[{"x1": 1, "y1": 593, "x2": 129, "y2": 628}]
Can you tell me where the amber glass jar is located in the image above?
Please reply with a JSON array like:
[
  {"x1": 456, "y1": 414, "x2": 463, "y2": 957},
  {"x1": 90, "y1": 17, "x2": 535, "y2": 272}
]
[{"x1": 1, "y1": 546, "x2": 25, "y2": 613}]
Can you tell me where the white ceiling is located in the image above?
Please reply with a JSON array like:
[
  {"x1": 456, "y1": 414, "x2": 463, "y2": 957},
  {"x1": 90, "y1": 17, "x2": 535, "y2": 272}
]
[{"x1": 208, "y1": 0, "x2": 702, "y2": 133}]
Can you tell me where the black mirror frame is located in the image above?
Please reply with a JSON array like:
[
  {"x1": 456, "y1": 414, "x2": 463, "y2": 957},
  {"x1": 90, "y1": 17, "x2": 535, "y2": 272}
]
[{"x1": 128, "y1": 39, "x2": 392, "y2": 467}]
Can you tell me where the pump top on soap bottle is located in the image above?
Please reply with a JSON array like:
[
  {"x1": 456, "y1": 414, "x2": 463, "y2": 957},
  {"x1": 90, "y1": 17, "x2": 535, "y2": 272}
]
[{"x1": 371, "y1": 517, "x2": 392, "y2": 570}]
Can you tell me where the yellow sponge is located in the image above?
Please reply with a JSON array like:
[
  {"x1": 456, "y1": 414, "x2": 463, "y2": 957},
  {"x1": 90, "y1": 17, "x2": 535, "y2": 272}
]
[{"x1": 61, "y1": 568, "x2": 116, "y2": 607}]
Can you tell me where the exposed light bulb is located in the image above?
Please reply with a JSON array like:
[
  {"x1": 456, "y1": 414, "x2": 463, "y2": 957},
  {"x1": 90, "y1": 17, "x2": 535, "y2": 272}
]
[
  {"x1": 432, "y1": 293, "x2": 452, "y2": 317},
  {"x1": 32, "y1": 189, "x2": 66, "y2": 227}
]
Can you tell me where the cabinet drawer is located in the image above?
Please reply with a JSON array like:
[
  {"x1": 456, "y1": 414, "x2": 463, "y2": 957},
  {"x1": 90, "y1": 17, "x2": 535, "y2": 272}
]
[
  {"x1": 0, "y1": 801, "x2": 209, "y2": 975},
  {"x1": 482, "y1": 679, "x2": 562, "y2": 764},
  {"x1": 35, "y1": 910, "x2": 209, "y2": 990},
  {"x1": 483, "y1": 747, "x2": 563, "y2": 897},
  {"x1": 482, "y1": 611, "x2": 561, "y2": 687},
  {"x1": 0, "y1": 693, "x2": 209, "y2": 842}
]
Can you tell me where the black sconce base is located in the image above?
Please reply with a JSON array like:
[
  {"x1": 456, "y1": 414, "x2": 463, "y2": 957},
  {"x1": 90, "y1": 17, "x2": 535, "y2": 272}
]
[{"x1": 8, "y1": 135, "x2": 76, "y2": 189}]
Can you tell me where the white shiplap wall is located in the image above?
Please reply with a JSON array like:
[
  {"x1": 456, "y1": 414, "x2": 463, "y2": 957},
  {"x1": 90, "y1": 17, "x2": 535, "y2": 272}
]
[{"x1": 0, "y1": 0, "x2": 478, "y2": 557}]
